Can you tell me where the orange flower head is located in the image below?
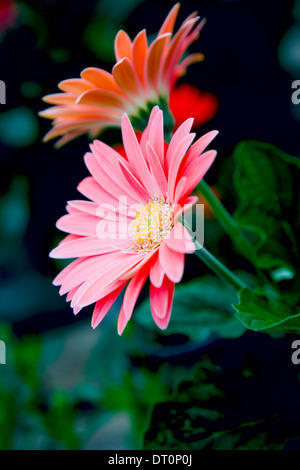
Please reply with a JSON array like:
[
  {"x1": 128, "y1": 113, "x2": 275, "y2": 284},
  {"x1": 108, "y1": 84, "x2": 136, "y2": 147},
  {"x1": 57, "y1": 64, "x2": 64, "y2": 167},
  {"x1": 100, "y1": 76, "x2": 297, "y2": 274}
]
[{"x1": 39, "y1": 4, "x2": 205, "y2": 147}]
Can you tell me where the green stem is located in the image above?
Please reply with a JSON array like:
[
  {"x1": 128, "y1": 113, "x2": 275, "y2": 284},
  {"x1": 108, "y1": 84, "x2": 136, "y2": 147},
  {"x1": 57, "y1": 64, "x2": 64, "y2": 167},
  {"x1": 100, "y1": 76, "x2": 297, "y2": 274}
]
[
  {"x1": 195, "y1": 245, "x2": 248, "y2": 291},
  {"x1": 197, "y1": 179, "x2": 257, "y2": 264},
  {"x1": 197, "y1": 180, "x2": 279, "y2": 291},
  {"x1": 183, "y1": 219, "x2": 248, "y2": 291}
]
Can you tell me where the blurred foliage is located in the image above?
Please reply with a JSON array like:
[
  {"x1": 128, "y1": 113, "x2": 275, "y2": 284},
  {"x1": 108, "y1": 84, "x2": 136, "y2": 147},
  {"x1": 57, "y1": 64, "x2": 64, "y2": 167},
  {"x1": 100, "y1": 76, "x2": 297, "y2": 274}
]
[
  {"x1": 135, "y1": 276, "x2": 247, "y2": 343},
  {"x1": 0, "y1": 107, "x2": 39, "y2": 147},
  {"x1": 234, "y1": 288, "x2": 300, "y2": 333},
  {"x1": 278, "y1": 0, "x2": 300, "y2": 125},
  {"x1": 144, "y1": 357, "x2": 300, "y2": 450},
  {"x1": 0, "y1": 314, "x2": 202, "y2": 449},
  {"x1": 279, "y1": 0, "x2": 300, "y2": 76},
  {"x1": 0, "y1": 176, "x2": 29, "y2": 247},
  {"x1": 232, "y1": 141, "x2": 300, "y2": 334},
  {"x1": 0, "y1": 0, "x2": 299, "y2": 452},
  {"x1": 233, "y1": 141, "x2": 300, "y2": 271},
  {"x1": 0, "y1": 176, "x2": 66, "y2": 321},
  {"x1": 84, "y1": 0, "x2": 145, "y2": 61},
  {"x1": 0, "y1": 324, "x2": 79, "y2": 449}
]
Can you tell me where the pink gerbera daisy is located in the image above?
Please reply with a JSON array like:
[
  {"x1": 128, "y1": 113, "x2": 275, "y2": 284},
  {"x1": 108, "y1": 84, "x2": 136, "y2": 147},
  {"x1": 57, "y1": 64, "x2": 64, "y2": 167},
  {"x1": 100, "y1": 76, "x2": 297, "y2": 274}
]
[
  {"x1": 40, "y1": 3, "x2": 205, "y2": 147},
  {"x1": 50, "y1": 107, "x2": 218, "y2": 334}
]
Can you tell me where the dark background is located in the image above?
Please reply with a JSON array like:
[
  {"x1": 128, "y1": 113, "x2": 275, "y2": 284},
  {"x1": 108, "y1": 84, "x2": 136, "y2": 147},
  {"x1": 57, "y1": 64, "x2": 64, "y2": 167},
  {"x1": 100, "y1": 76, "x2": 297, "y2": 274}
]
[{"x1": 0, "y1": 0, "x2": 300, "y2": 450}]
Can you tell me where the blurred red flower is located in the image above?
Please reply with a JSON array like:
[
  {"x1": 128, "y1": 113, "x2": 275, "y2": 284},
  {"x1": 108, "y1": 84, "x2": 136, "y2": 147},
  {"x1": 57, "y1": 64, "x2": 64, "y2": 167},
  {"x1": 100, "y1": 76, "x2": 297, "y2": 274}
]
[
  {"x1": 0, "y1": 0, "x2": 18, "y2": 34},
  {"x1": 170, "y1": 83, "x2": 218, "y2": 130},
  {"x1": 195, "y1": 185, "x2": 221, "y2": 219}
]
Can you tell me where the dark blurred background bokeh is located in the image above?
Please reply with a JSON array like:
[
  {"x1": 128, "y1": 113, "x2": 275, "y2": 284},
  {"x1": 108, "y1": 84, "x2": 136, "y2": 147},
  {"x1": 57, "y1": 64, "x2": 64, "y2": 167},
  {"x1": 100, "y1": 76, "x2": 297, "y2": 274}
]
[{"x1": 0, "y1": 0, "x2": 300, "y2": 450}]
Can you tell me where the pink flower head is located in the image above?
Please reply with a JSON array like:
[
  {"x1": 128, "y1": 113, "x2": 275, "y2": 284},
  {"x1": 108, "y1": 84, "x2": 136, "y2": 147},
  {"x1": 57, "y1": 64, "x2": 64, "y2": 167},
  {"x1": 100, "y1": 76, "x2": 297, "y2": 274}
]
[
  {"x1": 40, "y1": 3, "x2": 205, "y2": 147},
  {"x1": 50, "y1": 107, "x2": 218, "y2": 334}
]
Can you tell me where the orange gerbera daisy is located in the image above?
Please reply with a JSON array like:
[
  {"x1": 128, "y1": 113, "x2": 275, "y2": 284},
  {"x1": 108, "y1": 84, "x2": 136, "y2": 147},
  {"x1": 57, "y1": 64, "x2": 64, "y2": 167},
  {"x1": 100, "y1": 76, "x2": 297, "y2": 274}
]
[{"x1": 40, "y1": 3, "x2": 205, "y2": 147}]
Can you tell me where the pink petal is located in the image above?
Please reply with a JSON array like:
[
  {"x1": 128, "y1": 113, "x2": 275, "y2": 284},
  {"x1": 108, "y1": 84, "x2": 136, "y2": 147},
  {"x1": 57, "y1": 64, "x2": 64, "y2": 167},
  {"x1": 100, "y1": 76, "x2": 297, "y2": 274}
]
[
  {"x1": 119, "y1": 159, "x2": 150, "y2": 202},
  {"x1": 58, "y1": 233, "x2": 82, "y2": 246},
  {"x1": 117, "y1": 305, "x2": 129, "y2": 335},
  {"x1": 181, "y1": 130, "x2": 219, "y2": 173},
  {"x1": 159, "y1": 241, "x2": 185, "y2": 283},
  {"x1": 92, "y1": 284, "x2": 125, "y2": 329},
  {"x1": 73, "y1": 306, "x2": 82, "y2": 315},
  {"x1": 168, "y1": 132, "x2": 195, "y2": 203},
  {"x1": 122, "y1": 263, "x2": 150, "y2": 320},
  {"x1": 165, "y1": 118, "x2": 194, "y2": 171},
  {"x1": 53, "y1": 257, "x2": 86, "y2": 287},
  {"x1": 66, "y1": 285, "x2": 82, "y2": 302},
  {"x1": 121, "y1": 114, "x2": 158, "y2": 195},
  {"x1": 148, "y1": 109, "x2": 165, "y2": 166},
  {"x1": 59, "y1": 253, "x2": 120, "y2": 295},
  {"x1": 139, "y1": 106, "x2": 160, "y2": 157},
  {"x1": 173, "y1": 176, "x2": 187, "y2": 204},
  {"x1": 67, "y1": 200, "x2": 98, "y2": 216},
  {"x1": 150, "y1": 276, "x2": 175, "y2": 326},
  {"x1": 149, "y1": 254, "x2": 164, "y2": 288},
  {"x1": 72, "y1": 253, "x2": 146, "y2": 308},
  {"x1": 179, "y1": 150, "x2": 217, "y2": 201},
  {"x1": 174, "y1": 196, "x2": 198, "y2": 218},
  {"x1": 84, "y1": 152, "x2": 137, "y2": 205},
  {"x1": 77, "y1": 177, "x2": 118, "y2": 205},
  {"x1": 50, "y1": 236, "x2": 130, "y2": 259},
  {"x1": 56, "y1": 213, "x2": 99, "y2": 236},
  {"x1": 165, "y1": 222, "x2": 195, "y2": 254},
  {"x1": 146, "y1": 142, "x2": 168, "y2": 197}
]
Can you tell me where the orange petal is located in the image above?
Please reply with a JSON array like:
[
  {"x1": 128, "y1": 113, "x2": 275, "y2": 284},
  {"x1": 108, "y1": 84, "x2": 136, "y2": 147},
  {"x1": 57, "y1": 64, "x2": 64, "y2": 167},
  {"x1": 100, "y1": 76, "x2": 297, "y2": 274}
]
[
  {"x1": 42, "y1": 93, "x2": 76, "y2": 105},
  {"x1": 146, "y1": 33, "x2": 172, "y2": 92},
  {"x1": 43, "y1": 119, "x2": 111, "y2": 141},
  {"x1": 112, "y1": 57, "x2": 142, "y2": 102},
  {"x1": 163, "y1": 17, "x2": 199, "y2": 85},
  {"x1": 177, "y1": 53, "x2": 205, "y2": 72},
  {"x1": 39, "y1": 105, "x2": 121, "y2": 120},
  {"x1": 55, "y1": 130, "x2": 91, "y2": 148},
  {"x1": 114, "y1": 30, "x2": 133, "y2": 62},
  {"x1": 132, "y1": 29, "x2": 148, "y2": 87},
  {"x1": 58, "y1": 78, "x2": 93, "y2": 95},
  {"x1": 158, "y1": 3, "x2": 180, "y2": 36},
  {"x1": 77, "y1": 89, "x2": 129, "y2": 110},
  {"x1": 80, "y1": 68, "x2": 123, "y2": 95},
  {"x1": 181, "y1": 11, "x2": 199, "y2": 26}
]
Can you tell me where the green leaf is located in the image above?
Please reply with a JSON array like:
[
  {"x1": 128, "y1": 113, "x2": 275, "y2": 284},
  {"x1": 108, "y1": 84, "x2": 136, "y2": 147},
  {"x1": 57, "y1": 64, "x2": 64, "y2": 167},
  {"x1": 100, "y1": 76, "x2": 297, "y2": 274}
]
[
  {"x1": 233, "y1": 288, "x2": 300, "y2": 333},
  {"x1": 135, "y1": 276, "x2": 246, "y2": 342},
  {"x1": 233, "y1": 141, "x2": 300, "y2": 270},
  {"x1": 144, "y1": 358, "x2": 300, "y2": 450}
]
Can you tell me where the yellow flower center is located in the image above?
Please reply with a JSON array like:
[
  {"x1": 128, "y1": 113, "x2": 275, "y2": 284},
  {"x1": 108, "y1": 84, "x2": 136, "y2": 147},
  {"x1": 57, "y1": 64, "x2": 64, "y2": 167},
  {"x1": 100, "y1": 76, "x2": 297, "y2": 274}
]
[{"x1": 129, "y1": 197, "x2": 173, "y2": 251}]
